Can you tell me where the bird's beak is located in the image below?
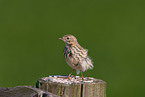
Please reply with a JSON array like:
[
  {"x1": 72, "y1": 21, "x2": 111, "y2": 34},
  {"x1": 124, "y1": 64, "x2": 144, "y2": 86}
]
[{"x1": 58, "y1": 38, "x2": 63, "y2": 40}]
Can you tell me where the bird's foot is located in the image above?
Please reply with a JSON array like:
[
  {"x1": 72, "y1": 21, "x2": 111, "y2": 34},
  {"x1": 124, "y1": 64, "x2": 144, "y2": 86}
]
[
  {"x1": 82, "y1": 77, "x2": 84, "y2": 81},
  {"x1": 66, "y1": 76, "x2": 72, "y2": 80}
]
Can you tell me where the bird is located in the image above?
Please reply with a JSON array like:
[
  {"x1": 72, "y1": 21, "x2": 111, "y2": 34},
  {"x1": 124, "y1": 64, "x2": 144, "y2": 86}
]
[{"x1": 58, "y1": 34, "x2": 94, "y2": 80}]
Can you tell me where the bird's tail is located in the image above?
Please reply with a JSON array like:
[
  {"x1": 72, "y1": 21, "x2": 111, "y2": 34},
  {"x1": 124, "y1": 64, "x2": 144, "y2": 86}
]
[
  {"x1": 76, "y1": 70, "x2": 80, "y2": 75},
  {"x1": 80, "y1": 56, "x2": 94, "y2": 72}
]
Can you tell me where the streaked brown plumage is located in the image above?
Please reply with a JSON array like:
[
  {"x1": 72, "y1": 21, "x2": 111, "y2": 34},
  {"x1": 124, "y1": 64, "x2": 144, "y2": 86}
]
[{"x1": 58, "y1": 34, "x2": 93, "y2": 80}]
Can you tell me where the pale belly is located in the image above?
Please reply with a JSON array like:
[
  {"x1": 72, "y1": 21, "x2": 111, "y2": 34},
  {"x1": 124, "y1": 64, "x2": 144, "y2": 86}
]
[{"x1": 65, "y1": 55, "x2": 81, "y2": 70}]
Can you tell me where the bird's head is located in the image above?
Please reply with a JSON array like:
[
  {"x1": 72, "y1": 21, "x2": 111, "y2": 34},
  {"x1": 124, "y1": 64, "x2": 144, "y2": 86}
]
[{"x1": 58, "y1": 34, "x2": 78, "y2": 46}]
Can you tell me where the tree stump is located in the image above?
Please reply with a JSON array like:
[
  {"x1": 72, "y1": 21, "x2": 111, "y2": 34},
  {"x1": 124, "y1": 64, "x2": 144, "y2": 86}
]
[{"x1": 36, "y1": 75, "x2": 106, "y2": 97}]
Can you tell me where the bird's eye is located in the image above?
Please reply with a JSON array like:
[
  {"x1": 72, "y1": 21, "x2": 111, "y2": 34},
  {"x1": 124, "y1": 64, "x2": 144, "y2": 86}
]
[{"x1": 67, "y1": 37, "x2": 69, "y2": 39}]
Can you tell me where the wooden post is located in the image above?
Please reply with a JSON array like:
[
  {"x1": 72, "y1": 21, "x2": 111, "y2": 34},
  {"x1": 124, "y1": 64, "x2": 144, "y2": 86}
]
[{"x1": 36, "y1": 75, "x2": 106, "y2": 97}]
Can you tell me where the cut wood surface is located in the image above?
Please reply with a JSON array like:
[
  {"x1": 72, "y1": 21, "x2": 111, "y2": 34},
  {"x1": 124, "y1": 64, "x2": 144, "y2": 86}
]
[{"x1": 36, "y1": 75, "x2": 106, "y2": 97}]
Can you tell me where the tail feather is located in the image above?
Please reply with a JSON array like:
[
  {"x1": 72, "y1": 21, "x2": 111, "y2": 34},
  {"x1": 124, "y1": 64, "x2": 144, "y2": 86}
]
[
  {"x1": 76, "y1": 69, "x2": 80, "y2": 75},
  {"x1": 80, "y1": 56, "x2": 94, "y2": 72}
]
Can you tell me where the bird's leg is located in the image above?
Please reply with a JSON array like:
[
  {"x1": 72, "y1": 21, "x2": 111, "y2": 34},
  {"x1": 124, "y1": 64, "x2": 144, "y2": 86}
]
[
  {"x1": 80, "y1": 70, "x2": 84, "y2": 81},
  {"x1": 67, "y1": 69, "x2": 74, "y2": 79}
]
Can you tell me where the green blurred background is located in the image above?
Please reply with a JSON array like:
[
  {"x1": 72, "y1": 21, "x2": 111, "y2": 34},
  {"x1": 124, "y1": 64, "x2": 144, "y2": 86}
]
[{"x1": 0, "y1": 0, "x2": 145, "y2": 97}]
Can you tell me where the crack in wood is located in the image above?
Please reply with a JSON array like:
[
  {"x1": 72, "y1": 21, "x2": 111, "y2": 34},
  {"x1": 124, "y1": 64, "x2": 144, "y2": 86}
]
[{"x1": 81, "y1": 84, "x2": 83, "y2": 97}]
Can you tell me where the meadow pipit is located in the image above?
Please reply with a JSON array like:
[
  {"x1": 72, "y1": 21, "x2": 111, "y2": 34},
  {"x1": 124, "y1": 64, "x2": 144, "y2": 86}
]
[{"x1": 59, "y1": 34, "x2": 93, "y2": 80}]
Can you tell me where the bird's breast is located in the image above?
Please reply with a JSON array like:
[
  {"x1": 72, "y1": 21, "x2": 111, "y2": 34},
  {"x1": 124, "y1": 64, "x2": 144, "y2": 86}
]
[{"x1": 63, "y1": 45, "x2": 88, "y2": 69}]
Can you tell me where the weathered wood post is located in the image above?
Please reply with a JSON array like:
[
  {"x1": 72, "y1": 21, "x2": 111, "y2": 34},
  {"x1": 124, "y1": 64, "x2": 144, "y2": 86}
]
[{"x1": 36, "y1": 75, "x2": 106, "y2": 97}]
